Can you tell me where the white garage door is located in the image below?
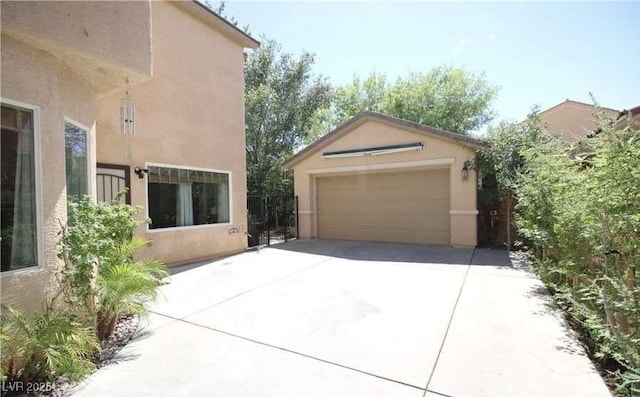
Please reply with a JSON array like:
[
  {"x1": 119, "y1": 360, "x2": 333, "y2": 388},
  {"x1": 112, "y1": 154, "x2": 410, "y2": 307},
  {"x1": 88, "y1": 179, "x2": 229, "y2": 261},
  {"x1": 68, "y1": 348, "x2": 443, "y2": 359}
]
[{"x1": 317, "y1": 169, "x2": 450, "y2": 244}]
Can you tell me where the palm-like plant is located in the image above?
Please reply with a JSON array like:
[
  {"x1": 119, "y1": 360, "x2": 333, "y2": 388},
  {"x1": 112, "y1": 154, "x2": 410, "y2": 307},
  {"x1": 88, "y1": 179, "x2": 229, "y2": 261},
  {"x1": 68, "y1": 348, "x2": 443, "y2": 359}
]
[
  {"x1": 59, "y1": 196, "x2": 168, "y2": 342},
  {"x1": 95, "y1": 237, "x2": 168, "y2": 341},
  {"x1": 0, "y1": 307, "x2": 99, "y2": 382}
]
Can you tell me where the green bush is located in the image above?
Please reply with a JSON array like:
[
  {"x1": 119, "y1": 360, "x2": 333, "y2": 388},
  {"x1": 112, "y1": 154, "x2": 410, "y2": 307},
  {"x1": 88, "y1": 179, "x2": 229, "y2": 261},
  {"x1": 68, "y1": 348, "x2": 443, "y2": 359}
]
[
  {"x1": 58, "y1": 196, "x2": 168, "y2": 341},
  {"x1": 1, "y1": 195, "x2": 167, "y2": 385},
  {"x1": 95, "y1": 236, "x2": 167, "y2": 340},
  {"x1": 0, "y1": 307, "x2": 99, "y2": 382},
  {"x1": 515, "y1": 111, "x2": 640, "y2": 394}
]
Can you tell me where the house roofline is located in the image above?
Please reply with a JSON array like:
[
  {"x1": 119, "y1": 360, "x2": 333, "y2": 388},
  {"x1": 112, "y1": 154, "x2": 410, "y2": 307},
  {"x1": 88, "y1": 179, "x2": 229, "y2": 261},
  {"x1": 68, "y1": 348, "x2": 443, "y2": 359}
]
[
  {"x1": 283, "y1": 111, "x2": 485, "y2": 169},
  {"x1": 174, "y1": 1, "x2": 259, "y2": 49},
  {"x1": 538, "y1": 99, "x2": 619, "y2": 117},
  {"x1": 618, "y1": 105, "x2": 640, "y2": 118}
]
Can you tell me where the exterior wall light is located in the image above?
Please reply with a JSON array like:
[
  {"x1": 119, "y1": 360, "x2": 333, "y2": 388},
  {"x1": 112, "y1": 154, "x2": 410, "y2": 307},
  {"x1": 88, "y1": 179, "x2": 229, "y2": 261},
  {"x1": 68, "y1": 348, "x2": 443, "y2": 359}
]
[
  {"x1": 134, "y1": 167, "x2": 149, "y2": 179},
  {"x1": 461, "y1": 160, "x2": 474, "y2": 182}
]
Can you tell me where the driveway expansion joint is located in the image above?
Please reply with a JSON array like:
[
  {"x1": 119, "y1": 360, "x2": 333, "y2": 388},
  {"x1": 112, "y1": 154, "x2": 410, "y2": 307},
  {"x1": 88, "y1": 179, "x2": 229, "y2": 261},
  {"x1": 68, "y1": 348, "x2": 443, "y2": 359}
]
[
  {"x1": 423, "y1": 247, "x2": 477, "y2": 395},
  {"x1": 150, "y1": 310, "x2": 427, "y2": 392}
]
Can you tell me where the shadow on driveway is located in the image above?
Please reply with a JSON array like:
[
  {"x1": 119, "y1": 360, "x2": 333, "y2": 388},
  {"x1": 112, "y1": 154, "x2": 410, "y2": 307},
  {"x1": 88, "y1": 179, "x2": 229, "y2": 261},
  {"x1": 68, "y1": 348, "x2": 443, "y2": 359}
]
[{"x1": 271, "y1": 239, "x2": 526, "y2": 267}]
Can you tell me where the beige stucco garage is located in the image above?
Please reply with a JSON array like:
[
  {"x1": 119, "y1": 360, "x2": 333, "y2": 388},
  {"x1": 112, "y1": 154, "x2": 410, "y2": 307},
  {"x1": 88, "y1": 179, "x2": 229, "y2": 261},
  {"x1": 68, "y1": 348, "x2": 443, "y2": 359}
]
[{"x1": 283, "y1": 112, "x2": 483, "y2": 247}]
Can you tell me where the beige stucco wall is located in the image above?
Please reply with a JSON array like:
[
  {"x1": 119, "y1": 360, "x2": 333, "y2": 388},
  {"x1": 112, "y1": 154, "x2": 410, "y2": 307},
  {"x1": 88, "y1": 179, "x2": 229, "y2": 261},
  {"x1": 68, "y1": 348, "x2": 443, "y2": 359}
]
[
  {"x1": 1, "y1": 0, "x2": 250, "y2": 313},
  {"x1": 95, "y1": 1, "x2": 249, "y2": 266},
  {"x1": 1, "y1": 1, "x2": 152, "y2": 87},
  {"x1": 1, "y1": 34, "x2": 98, "y2": 314},
  {"x1": 539, "y1": 101, "x2": 618, "y2": 142},
  {"x1": 289, "y1": 119, "x2": 478, "y2": 247}
]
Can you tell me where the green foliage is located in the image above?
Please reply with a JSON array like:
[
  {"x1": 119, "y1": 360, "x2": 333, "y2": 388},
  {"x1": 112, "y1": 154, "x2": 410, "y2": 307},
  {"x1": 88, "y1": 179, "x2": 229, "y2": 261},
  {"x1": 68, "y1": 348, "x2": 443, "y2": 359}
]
[
  {"x1": 95, "y1": 237, "x2": 167, "y2": 341},
  {"x1": 0, "y1": 307, "x2": 99, "y2": 382},
  {"x1": 328, "y1": 72, "x2": 388, "y2": 128},
  {"x1": 57, "y1": 196, "x2": 140, "y2": 311},
  {"x1": 1, "y1": 195, "x2": 166, "y2": 384},
  {"x1": 325, "y1": 66, "x2": 498, "y2": 135},
  {"x1": 515, "y1": 110, "x2": 640, "y2": 394},
  {"x1": 479, "y1": 108, "x2": 551, "y2": 200},
  {"x1": 58, "y1": 196, "x2": 167, "y2": 341},
  {"x1": 245, "y1": 39, "x2": 332, "y2": 195}
]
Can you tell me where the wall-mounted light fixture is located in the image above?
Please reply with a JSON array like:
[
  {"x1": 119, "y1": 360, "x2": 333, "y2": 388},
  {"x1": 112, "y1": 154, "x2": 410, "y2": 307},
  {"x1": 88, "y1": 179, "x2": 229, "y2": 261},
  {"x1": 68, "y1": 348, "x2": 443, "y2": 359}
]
[
  {"x1": 120, "y1": 77, "x2": 135, "y2": 136},
  {"x1": 134, "y1": 167, "x2": 149, "y2": 179},
  {"x1": 461, "y1": 160, "x2": 475, "y2": 182}
]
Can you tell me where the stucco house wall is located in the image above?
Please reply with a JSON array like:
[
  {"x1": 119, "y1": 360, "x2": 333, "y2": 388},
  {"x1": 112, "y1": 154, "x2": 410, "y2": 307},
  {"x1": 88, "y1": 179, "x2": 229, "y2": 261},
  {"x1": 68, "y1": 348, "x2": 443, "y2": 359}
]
[
  {"x1": 285, "y1": 113, "x2": 480, "y2": 247},
  {"x1": 1, "y1": 1, "x2": 257, "y2": 313},
  {"x1": 538, "y1": 100, "x2": 618, "y2": 142},
  {"x1": 0, "y1": 34, "x2": 99, "y2": 314},
  {"x1": 96, "y1": 1, "x2": 252, "y2": 265}
]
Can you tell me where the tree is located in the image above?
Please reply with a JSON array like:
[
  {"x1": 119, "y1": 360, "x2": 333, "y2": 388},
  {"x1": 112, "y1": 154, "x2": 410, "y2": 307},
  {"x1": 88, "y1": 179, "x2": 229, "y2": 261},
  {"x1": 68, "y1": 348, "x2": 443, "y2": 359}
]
[
  {"x1": 478, "y1": 109, "x2": 550, "y2": 248},
  {"x1": 326, "y1": 66, "x2": 498, "y2": 135},
  {"x1": 245, "y1": 39, "x2": 332, "y2": 196},
  {"x1": 332, "y1": 73, "x2": 388, "y2": 124}
]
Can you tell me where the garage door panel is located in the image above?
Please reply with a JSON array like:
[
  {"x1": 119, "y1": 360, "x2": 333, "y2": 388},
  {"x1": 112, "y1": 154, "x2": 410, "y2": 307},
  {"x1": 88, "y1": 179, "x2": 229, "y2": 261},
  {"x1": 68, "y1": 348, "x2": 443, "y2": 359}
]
[
  {"x1": 320, "y1": 227, "x2": 450, "y2": 245},
  {"x1": 318, "y1": 186, "x2": 450, "y2": 202},
  {"x1": 319, "y1": 169, "x2": 449, "y2": 189},
  {"x1": 319, "y1": 213, "x2": 450, "y2": 229},
  {"x1": 319, "y1": 201, "x2": 450, "y2": 216},
  {"x1": 318, "y1": 170, "x2": 450, "y2": 245}
]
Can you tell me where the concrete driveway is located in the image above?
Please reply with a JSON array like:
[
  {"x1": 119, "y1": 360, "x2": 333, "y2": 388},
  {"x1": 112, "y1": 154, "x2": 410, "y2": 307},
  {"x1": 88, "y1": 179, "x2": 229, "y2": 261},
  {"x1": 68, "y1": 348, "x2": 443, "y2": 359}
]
[{"x1": 72, "y1": 240, "x2": 610, "y2": 397}]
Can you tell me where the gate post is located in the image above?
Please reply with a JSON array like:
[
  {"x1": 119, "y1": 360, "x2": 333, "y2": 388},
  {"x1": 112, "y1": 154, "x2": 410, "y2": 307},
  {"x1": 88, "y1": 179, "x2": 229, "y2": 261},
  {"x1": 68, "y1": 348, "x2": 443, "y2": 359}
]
[
  {"x1": 295, "y1": 195, "x2": 299, "y2": 240},
  {"x1": 266, "y1": 197, "x2": 271, "y2": 246},
  {"x1": 284, "y1": 196, "x2": 289, "y2": 243}
]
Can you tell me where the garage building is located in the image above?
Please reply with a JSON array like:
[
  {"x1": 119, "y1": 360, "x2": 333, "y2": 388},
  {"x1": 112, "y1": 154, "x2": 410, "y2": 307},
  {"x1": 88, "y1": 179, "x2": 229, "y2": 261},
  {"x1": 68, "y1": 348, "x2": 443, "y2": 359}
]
[{"x1": 283, "y1": 112, "x2": 482, "y2": 247}]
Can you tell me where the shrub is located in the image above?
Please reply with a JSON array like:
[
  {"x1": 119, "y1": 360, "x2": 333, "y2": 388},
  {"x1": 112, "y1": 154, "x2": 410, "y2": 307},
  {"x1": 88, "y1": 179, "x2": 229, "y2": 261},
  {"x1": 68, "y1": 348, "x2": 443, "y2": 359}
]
[
  {"x1": 0, "y1": 307, "x2": 99, "y2": 382},
  {"x1": 57, "y1": 196, "x2": 168, "y2": 341},
  {"x1": 515, "y1": 110, "x2": 640, "y2": 394},
  {"x1": 95, "y1": 237, "x2": 167, "y2": 340}
]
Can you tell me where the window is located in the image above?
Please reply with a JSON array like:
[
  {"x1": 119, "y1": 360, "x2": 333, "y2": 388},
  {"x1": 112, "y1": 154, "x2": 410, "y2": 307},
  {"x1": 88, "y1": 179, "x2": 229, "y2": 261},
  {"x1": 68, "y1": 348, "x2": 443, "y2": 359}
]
[
  {"x1": 147, "y1": 166, "x2": 230, "y2": 230},
  {"x1": 1, "y1": 103, "x2": 38, "y2": 272},
  {"x1": 64, "y1": 120, "x2": 88, "y2": 202}
]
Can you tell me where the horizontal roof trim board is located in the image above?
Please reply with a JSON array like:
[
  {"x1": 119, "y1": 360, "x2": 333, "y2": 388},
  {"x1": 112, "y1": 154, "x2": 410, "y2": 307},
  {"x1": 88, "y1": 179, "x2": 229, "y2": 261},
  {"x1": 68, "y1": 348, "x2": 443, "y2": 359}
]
[{"x1": 322, "y1": 142, "x2": 425, "y2": 158}]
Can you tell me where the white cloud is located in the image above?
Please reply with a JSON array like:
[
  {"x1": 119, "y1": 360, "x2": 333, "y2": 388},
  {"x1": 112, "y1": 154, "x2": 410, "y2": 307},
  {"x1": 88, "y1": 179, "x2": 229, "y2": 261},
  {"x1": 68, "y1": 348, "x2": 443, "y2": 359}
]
[
  {"x1": 453, "y1": 37, "x2": 473, "y2": 56},
  {"x1": 488, "y1": 33, "x2": 497, "y2": 41}
]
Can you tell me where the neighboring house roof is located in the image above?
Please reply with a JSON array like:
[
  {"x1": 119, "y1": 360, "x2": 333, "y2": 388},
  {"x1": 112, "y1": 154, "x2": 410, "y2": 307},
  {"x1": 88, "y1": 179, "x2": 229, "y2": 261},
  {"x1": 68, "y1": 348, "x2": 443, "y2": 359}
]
[
  {"x1": 537, "y1": 99, "x2": 619, "y2": 142},
  {"x1": 587, "y1": 104, "x2": 640, "y2": 137},
  {"x1": 538, "y1": 99, "x2": 619, "y2": 117},
  {"x1": 176, "y1": 1, "x2": 259, "y2": 49},
  {"x1": 618, "y1": 105, "x2": 640, "y2": 119},
  {"x1": 283, "y1": 111, "x2": 485, "y2": 168}
]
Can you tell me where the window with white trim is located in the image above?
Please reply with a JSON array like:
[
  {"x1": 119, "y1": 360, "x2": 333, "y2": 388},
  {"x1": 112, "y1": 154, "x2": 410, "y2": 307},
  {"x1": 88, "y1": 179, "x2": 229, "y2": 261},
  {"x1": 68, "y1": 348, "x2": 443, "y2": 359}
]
[
  {"x1": 1, "y1": 103, "x2": 38, "y2": 272},
  {"x1": 147, "y1": 166, "x2": 230, "y2": 230}
]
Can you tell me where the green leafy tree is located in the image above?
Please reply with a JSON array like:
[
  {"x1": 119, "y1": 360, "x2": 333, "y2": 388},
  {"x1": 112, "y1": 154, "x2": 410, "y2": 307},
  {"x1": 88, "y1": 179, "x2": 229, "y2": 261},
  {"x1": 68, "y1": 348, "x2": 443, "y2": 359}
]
[
  {"x1": 245, "y1": 39, "x2": 332, "y2": 196},
  {"x1": 478, "y1": 109, "x2": 550, "y2": 247},
  {"x1": 327, "y1": 66, "x2": 498, "y2": 135},
  {"x1": 331, "y1": 73, "x2": 388, "y2": 125}
]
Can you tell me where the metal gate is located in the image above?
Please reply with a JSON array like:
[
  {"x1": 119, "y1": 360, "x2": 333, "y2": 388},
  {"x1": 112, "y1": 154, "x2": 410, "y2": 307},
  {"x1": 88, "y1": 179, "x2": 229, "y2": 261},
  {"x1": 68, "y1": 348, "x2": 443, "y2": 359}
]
[
  {"x1": 247, "y1": 195, "x2": 298, "y2": 247},
  {"x1": 96, "y1": 163, "x2": 131, "y2": 204}
]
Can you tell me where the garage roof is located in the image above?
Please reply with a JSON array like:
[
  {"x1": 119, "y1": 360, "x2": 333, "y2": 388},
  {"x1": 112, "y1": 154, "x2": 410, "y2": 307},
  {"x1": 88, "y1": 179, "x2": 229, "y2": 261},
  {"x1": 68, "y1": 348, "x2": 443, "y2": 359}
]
[{"x1": 283, "y1": 111, "x2": 485, "y2": 168}]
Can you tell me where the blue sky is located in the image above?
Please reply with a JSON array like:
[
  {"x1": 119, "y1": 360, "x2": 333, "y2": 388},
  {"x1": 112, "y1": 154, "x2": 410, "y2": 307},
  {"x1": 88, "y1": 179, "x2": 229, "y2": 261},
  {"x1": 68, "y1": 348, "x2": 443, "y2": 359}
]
[{"x1": 225, "y1": 1, "x2": 640, "y2": 127}]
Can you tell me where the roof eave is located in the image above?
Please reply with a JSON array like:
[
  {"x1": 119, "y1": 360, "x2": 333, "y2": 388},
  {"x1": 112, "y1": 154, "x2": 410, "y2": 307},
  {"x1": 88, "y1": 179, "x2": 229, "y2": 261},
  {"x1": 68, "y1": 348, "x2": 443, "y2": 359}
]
[
  {"x1": 176, "y1": 1, "x2": 260, "y2": 49},
  {"x1": 283, "y1": 112, "x2": 485, "y2": 169}
]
